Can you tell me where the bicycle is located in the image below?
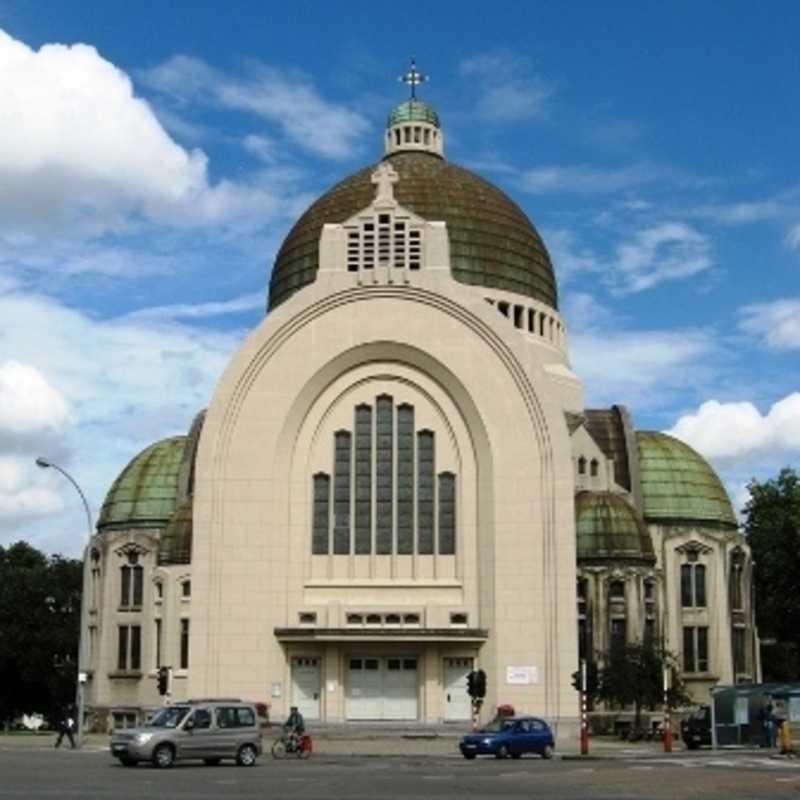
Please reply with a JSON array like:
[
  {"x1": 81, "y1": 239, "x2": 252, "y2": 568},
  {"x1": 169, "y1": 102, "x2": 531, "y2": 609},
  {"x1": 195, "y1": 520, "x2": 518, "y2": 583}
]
[{"x1": 271, "y1": 732, "x2": 312, "y2": 759}]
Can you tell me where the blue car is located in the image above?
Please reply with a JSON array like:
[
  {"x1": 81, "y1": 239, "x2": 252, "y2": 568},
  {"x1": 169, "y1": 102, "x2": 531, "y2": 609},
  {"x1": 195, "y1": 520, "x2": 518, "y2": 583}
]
[{"x1": 459, "y1": 716, "x2": 555, "y2": 760}]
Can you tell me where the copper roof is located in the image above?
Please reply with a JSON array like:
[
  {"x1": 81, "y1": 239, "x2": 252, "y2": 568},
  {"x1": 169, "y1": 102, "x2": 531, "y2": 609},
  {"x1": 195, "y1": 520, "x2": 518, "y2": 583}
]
[{"x1": 268, "y1": 151, "x2": 557, "y2": 310}]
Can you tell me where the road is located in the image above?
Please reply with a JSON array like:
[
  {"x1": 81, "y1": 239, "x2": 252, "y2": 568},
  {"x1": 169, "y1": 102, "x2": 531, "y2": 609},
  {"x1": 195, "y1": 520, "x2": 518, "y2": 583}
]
[{"x1": 1, "y1": 747, "x2": 799, "y2": 799}]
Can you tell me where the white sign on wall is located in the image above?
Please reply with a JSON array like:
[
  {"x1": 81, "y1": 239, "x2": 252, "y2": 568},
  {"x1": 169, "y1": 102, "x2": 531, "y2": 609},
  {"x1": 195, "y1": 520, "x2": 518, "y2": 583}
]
[
  {"x1": 506, "y1": 666, "x2": 539, "y2": 685},
  {"x1": 735, "y1": 696, "x2": 749, "y2": 725},
  {"x1": 790, "y1": 697, "x2": 800, "y2": 723}
]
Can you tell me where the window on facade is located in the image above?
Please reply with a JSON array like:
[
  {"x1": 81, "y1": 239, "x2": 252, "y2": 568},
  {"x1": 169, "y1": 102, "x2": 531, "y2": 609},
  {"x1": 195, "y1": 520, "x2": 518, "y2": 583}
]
[
  {"x1": 643, "y1": 617, "x2": 656, "y2": 645},
  {"x1": 366, "y1": 614, "x2": 381, "y2": 626},
  {"x1": 403, "y1": 613, "x2": 420, "y2": 626},
  {"x1": 375, "y1": 396, "x2": 394, "y2": 555},
  {"x1": 155, "y1": 581, "x2": 163, "y2": 602},
  {"x1": 299, "y1": 612, "x2": 317, "y2": 625},
  {"x1": 730, "y1": 552, "x2": 745, "y2": 610},
  {"x1": 681, "y1": 562, "x2": 706, "y2": 607},
  {"x1": 120, "y1": 557, "x2": 143, "y2": 609},
  {"x1": 733, "y1": 626, "x2": 747, "y2": 674},
  {"x1": 354, "y1": 404, "x2": 372, "y2": 555},
  {"x1": 610, "y1": 618, "x2": 626, "y2": 652},
  {"x1": 180, "y1": 619, "x2": 190, "y2": 670},
  {"x1": 346, "y1": 613, "x2": 364, "y2": 626},
  {"x1": 577, "y1": 457, "x2": 586, "y2": 475},
  {"x1": 683, "y1": 626, "x2": 708, "y2": 672},
  {"x1": 609, "y1": 580, "x2": 625, "y2": 599},
  {"x1": 117, "y1": 624, "x2": 141, "y2": 671},
  {"x1": 450, "y1": 612, "x2": 468, "y2": 626},
  {"x1": 311, "y1": 398, "x2": 456, "y2": 558},
  {"x1": 181, "y1": 580, "x2": 191, "y2": 599},
  {"x1": 590, "y1": 459, "x2": 599, "y2": 477},
  {"x1": 155, "y1": 618, "x2": 162, "y2": 668},
  {"x1": 385, "y1": 614, "x2": 401, "y2": 625},
  {"x1": 333, "y1": 431, "x2": 352, "y2": 555}
]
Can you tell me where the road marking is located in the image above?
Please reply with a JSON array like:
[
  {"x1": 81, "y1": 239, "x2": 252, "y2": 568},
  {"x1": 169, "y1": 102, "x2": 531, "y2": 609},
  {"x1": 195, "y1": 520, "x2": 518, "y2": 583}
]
[{"x1": 629, "y1": 766, "x2": 654, "y2": 771}]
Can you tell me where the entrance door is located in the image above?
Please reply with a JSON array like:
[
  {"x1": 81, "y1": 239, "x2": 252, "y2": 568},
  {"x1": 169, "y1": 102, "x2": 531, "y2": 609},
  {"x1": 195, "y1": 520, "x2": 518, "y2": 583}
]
[
  {"x1": 443, "y1": 657, "x2": 473, "y2": 721},
  {"x1": 291, "y1": 657, "x2": 321, "y2": 720},
  {"x1": 346, "y1": 657, "x2": 418, "y2": 720}
]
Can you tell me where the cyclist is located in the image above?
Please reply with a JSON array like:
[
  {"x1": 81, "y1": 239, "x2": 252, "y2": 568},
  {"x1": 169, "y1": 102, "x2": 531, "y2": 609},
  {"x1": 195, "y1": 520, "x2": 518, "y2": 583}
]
[{"x1": 283, "y1": 706, "x2": 306, "y2": 752}]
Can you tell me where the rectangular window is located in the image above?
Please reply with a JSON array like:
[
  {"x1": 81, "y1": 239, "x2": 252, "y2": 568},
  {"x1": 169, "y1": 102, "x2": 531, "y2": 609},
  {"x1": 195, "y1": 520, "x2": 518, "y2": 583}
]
[
  {"x1": 133, "y1": 567, "x2": 144, "y2": 606},
  {"x1": 438, "y1": 472, "x2": 456, "y2": 555},
  {"x1": 120, "y1": 564, "x2": 143, "y2": 608},
  {"x1": 683, "y1": 626, "x2": 695, "y2": 672},
  {"x1": 375, "y1": 396, "x2": 393, "y2": 555},
  {"x1": 155, "y1": 618, "x2": 162, "y2": 669},
  {"x1": 396, "y1": 404, "x2": 414, "y2": 555},
  {"x1": 610, "y1": 618, "x2": 626, "y2": 651},
  {"x1": 733, "y1": 626, "x2": 747, "y2": 674},
  {"x1": 697, "y1": 626, "x2": 708, "y2": 671},
  {"x1": 681, "y1": 564, "x2": 693, "y2": 607},
  {"x1": 180, "y1": 619, "x2": 190, "y2": 670},
  {"x1": 683, "y1": 626, "x2": 708, "y2": 672},
  {"x1": 644, "y1": 617, "x2": 655, "y2": 645},
  {"x1": 354, "y1": 404, "x2": 372, "y2": 554},
  {"x1": 312, "y1": 473, "x2": 330, "y2": 555},
  {"x1": 333, "y1": 431, "x2": 352, "y2": 555},
  {"x1": 682, "y1": 563, "x2": 706, "y2": 607},
  {"x1": 117, "y1": 624, "x2": 141, "y2": 671},
  {"x1": 694, "y1": 565, "x2": 706, "y2": 608},
  {"x1": 120, "y1": 566, "x2": 131, "y2": 608},
  {"x1": 417, "y1": 430, "x2": 435, "y2": 554}
]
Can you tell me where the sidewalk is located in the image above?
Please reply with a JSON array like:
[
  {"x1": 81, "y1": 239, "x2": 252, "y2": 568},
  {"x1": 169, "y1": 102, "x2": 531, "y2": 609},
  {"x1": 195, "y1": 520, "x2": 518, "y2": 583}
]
[{"x1": 1, "y1": 728, "x2": 789, "y2": 760}]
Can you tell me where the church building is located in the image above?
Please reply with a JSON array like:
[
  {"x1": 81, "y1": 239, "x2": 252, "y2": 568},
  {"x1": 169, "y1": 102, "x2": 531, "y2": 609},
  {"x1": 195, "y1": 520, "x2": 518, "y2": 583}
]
[{"x1": 83, "y1": 73, "x2": 759, "y2": 736}]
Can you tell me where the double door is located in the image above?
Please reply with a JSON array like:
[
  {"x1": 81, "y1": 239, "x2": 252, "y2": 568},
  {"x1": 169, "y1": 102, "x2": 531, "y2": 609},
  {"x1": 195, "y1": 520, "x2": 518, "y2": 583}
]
[{"x1": 346, "y1": 656, "x2": 418, "y2": 720}]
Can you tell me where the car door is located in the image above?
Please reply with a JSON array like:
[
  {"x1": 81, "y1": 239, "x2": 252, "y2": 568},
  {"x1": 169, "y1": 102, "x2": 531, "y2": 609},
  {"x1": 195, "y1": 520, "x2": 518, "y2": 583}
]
[
  {"x1": 529, "y1": 718, "x2": 550, "y2": 753},
  {"x1": 182, "y1": 707, "x2": 215, "y2": 760}
]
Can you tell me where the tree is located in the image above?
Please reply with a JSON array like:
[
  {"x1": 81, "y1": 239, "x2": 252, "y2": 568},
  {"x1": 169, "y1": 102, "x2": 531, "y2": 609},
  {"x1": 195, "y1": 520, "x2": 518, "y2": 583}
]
[
  {"x1": 597, "y1": 641, "x2": 691, "y2": 730},
  {"x1": 0, "y1": 541, "x2": 82, "y2": 728},
  {"x1": 743, "y1": 468, "x2": 800, "y2": 681}
]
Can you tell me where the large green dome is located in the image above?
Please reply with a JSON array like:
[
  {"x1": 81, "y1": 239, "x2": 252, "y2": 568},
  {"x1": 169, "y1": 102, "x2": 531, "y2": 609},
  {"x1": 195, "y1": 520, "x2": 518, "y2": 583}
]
[
  {"x1": 575, "y1": 491, "x2": 655, "y2": 563},
  {"x1": 637, "y1": 432, "x2": 737, "y2": 528},
  {"x1": 97, "y1": 437, "x2": 186, "y2": 531},
  {"x1": 268, "y1": 150, "x2": 557, "y2": 311}
]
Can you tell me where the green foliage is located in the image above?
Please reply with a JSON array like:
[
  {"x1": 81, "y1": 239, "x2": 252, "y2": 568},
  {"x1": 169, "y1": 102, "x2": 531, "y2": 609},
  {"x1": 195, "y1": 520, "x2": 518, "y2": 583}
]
[
  {"x1": 743, "y1": 468, "x2": 800, "y2": 677},
  {"x1": 597, "y1": 641, "x2": 691, "y2": 728},
  {"x1": 0, "y1": 541, "x2": 82, "y2": 725}
]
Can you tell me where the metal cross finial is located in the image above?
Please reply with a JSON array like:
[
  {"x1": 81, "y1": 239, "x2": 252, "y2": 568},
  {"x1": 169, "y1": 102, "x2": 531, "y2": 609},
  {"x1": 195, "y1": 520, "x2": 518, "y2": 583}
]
[{"x1": 400, "y1": 58, "x2": 428, "y2": 100}]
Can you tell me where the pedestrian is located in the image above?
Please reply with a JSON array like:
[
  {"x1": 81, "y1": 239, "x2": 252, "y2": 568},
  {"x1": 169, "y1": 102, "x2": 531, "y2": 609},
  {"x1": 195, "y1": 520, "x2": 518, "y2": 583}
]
[
  {"x1": 759, "y1": 700, "x2": 775, "y2": 748},
  {"x1": 54, "y1": 708, "x2": 76, "y2": 749}
]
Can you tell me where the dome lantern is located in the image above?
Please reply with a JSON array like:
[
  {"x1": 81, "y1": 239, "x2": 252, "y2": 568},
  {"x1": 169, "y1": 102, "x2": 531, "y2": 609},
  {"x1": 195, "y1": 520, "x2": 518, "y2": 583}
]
[{"x1": 385, "y1": 60, "x2": 444, "y2": 158}]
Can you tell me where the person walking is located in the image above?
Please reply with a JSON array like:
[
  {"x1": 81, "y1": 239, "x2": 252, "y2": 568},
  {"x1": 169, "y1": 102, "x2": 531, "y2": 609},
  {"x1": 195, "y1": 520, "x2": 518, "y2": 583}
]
[{"x1": 54, "y1": 707, "x2": 76, "y2": 749}]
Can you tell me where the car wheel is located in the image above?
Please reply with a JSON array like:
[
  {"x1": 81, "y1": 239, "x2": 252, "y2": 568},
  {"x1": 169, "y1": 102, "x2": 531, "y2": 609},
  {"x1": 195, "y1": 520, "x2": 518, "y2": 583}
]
[
  {"x1": 237, "y1": 744, "x2": 258, "y2": 767},
  {"x1": 118, "y1": 756, "x2": 137, "y2": 767},
  {"x1": 686, "y1": 742, "x2": 699, "y2": 751},
  {"x1": 511, "y1": 752, "x2": 522, "y2": 759},
  {"x1": 152, "y1": 743, "x2": 175, "y2": 769},
  {"x1": 541, "y1": 744, "x2": 554, "y2": 760},
  {"x1": 495, "y1": 745, "x2": 509, "y2": 759},
  {"x1": 203, "y1": 758, "x2": 221, "y2": 766},
  {"x1": 462, "y1": 753, "x2": 476, "y2": 760}
]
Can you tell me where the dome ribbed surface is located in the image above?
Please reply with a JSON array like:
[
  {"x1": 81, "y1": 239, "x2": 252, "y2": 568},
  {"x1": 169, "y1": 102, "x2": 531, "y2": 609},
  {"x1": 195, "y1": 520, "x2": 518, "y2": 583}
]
[
  {"x1": 637, "y1": 432, "x2": 737, "y2": 527},
  {"x1": 387, "y1": 100, "x2": 441, "y2": 128},
  {"x1": 268, "y1": 151, "x2": 557, "y2": 311},
  {"x1": 158, "y1": 499, "x2": 192, "y2": 565},
  {"x1": 575, "y1": 491, "x2": 655, "y2": 563},
  {"x1": 98, "y1": 437, "x2": 186, "y2": 531}
]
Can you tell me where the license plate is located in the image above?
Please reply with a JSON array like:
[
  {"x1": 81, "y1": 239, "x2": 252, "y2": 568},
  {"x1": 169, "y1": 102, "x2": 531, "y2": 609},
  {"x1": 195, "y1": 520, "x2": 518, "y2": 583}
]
[
  {"x1": 692, "y1": 735, "x2": 701, "y2": 741},
  {"x1": 112, "y1": 744, "x2": 126, "y2": 752}
]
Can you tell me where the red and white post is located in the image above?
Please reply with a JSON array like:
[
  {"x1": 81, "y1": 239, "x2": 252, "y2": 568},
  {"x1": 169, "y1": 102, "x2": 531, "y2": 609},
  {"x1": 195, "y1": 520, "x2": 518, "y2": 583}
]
[
  {"x1": 580, "y1": 658, "x2": 589, "y2": 756},
  {"x1": 663, "y1": 665, "x2": 672, "y2": 753}
]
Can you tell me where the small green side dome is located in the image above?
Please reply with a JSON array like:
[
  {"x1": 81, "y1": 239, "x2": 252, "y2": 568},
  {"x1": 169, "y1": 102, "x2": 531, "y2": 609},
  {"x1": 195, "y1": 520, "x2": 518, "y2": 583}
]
[
  {"x1": 387, "y1": 100, "x2": 440, "y2": 128},
  {"x1": 98, "y1": 437, "x2": 186, "y2": 531},
  {"x1": 637, "y1": 431, "x2": 737, "y2": 528},
  {"x1": 159, "y1": 499, "x2": 192, "y2": 565},
  {"x1": 575, "y1": 491, "x2": 655, "y2": 563}
]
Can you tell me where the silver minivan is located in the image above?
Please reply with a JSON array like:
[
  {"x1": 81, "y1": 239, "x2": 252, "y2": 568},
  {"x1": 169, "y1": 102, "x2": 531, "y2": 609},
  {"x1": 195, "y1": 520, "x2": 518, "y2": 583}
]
[{"x1": 110, "y1": 699, "x2": 263, "y2": 768}]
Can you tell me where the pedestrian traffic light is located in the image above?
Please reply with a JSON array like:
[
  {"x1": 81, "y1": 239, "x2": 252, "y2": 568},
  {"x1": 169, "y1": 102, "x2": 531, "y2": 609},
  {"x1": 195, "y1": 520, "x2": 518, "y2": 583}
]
[
  {"x1": 467, "y1": 670, "x2": 477, "y2": 698},
  {"x1": 474, "y1": 669, "x2": 487, "y2": 699},
  {"x1": 157, "y1": 666, "x2": 169, "y2": 695},
  {"x1": 571, "y1": 670, "x2": 581, "y2": 691}
]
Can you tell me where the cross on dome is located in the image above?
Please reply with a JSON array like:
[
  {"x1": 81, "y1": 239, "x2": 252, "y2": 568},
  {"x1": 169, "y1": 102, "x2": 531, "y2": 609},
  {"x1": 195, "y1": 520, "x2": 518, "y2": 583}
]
[{"x1": 399, "y1": 58, "x2": 428, "y2": 100}]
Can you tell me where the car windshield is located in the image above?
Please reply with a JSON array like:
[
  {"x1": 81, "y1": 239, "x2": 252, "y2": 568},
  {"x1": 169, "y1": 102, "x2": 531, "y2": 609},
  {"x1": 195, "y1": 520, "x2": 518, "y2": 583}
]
[
  {"x1": 480, "y1": 719, "x2": 516, "y2": 733},
  {"x1": 690, "y1": 708, "x2": 709, "y2": 721},
  {"x1": 148, "y1": 706, "x2": 190, "y2": 728}
]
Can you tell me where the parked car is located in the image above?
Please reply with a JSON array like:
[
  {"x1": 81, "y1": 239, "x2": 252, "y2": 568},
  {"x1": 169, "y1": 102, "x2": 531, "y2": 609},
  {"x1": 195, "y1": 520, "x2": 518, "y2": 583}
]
[
  {"x1": 110, "y1": 698, "x2": 263, "y2": 768},
  {"x1": 681, "y1": 705, "x2": 712, "y2": 750},
  {"x1": 459, "y1": 716, "x2": 555, "y2": 760}
]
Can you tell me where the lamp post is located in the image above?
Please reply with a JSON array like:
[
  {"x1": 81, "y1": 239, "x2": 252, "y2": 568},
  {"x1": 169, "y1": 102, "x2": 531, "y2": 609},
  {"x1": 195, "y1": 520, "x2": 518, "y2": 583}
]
[{"x1": 35, "y1": 457, "x2": 93, "y2": 749}]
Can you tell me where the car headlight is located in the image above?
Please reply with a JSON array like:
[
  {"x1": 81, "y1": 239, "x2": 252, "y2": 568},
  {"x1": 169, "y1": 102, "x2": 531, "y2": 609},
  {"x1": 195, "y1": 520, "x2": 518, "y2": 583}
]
[
  {"x1": 135, "y1": 733, "x2": 153, "y2": 744},
  {"x1": 482, "y1": 738, "x2": 492, "y2": 745}
]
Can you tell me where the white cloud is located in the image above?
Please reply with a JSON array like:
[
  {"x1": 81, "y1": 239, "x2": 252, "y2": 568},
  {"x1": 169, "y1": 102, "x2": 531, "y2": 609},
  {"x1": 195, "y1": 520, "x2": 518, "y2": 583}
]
[
  {"x1": 0, "y1": 361, "x2": 71, "y2": 443},
  {"x1": 787, "y1": 223, "x2": 800, "y2": 249},
  {"x1": 0, "y1": 29, "x2": 285, "y2": 237},
  {"x1": 691, "y1": 199, "x2": 786, "y2": 225},
  {"x1": 518, "y1": 163, "x2": 665, "y2": 195},
  {"x1": 122, "y1": 292, "x2": 264, "y2": 322},
  {"x1": 141, "y1": 55, "x2": 370, "y2": 161},
  {"x1": 572, "y1": 328, "x2": 717, "y2": 410},
  {"x1": 739, "y1": 298, "x2": 800, "y2": 350},
  {"x1": 0, "y1": 291, "x2": 245, "y2": 554},
  {"x1": 545, "y1": 229, "x2": 602, "y2": 284},
  {"x1": 614, "y1": 222, "x2": 712, "y2": 293},
  {"x1": 458, "y1": 53, "x2": 552, "y2": 122},
  {"x1": 667, "y1": 393, "x2": 800, "y2": 462}
]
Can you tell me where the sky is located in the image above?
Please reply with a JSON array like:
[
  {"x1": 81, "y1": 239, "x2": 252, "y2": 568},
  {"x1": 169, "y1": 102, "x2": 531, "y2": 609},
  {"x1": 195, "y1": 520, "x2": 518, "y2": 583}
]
[{"x1": 1, "y1": 1, "x2": 798, "y2": 557}]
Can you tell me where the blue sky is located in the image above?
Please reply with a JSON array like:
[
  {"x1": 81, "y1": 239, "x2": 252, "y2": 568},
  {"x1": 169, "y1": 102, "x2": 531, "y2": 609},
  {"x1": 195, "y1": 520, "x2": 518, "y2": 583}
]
[{"x1": 1, "y1": 1, "x2": 798, "y2": 555}]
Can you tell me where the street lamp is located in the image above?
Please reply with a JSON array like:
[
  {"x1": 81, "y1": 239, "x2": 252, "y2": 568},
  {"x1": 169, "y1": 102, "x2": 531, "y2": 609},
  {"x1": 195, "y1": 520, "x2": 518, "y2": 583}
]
[{"x1": 35, "y1": 457, "x2": 93, "y2": 749}]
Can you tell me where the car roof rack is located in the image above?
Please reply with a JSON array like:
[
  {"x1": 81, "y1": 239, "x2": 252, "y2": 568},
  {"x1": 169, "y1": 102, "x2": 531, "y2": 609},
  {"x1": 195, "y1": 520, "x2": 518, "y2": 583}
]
[{"x1": 186, "y1": 697, "x2": 243, "y2": 703}]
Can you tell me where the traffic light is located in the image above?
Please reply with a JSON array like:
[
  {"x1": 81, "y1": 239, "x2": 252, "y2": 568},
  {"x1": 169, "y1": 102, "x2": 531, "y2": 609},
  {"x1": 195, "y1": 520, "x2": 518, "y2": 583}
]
[
  {"x1": 571, "y1": 670, "x2": 581, "y2": 691},
  {"x1": 467, "y1": 670, "x2": 477, "y2": 698},
  {"x1": 474, "y1": 669, "x2": 487, "y2": 699},
  {"x1": 157, "y1": 666, "x2": 169, "y2": 696}
]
